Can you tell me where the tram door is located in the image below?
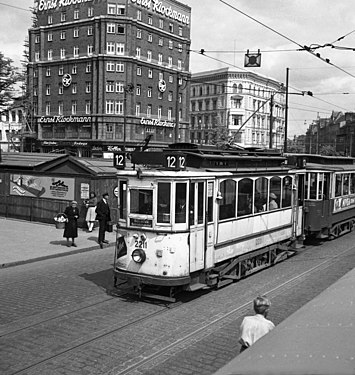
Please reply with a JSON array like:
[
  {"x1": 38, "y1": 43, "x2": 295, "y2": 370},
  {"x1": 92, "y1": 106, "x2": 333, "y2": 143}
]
[{"x1": 189, "y1": 181, "x2": 205, "y2": 272}]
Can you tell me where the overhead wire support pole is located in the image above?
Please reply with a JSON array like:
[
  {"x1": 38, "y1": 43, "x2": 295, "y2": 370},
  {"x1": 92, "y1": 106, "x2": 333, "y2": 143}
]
[
  {"x1": 284, "y1": 67, "x2": 289, "y2": 153},
  {"x1": 175, "y1": 72, "x2": 180, "y2": 143},
  {"x1": 269, "y1": 94, "x2": 274, "y2": 149}
]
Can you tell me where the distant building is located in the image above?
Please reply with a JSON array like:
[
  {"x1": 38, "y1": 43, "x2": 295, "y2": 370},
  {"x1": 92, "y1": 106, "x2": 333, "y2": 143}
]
[
  {"x1": 190, "y1": 68, "x2": 285, "y2": 149},
  {"x1": 0, "y1": 98, "x2": 24, "y2": 152},
  {"x1": 29, "y1": 0, "x2": 191, "y2": 156}
]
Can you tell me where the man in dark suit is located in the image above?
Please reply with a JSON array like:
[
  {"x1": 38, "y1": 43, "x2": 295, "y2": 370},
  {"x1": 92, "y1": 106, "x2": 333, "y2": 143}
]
[{"x1": 95, "y1": 192, "x2": 111, "y2": 248}]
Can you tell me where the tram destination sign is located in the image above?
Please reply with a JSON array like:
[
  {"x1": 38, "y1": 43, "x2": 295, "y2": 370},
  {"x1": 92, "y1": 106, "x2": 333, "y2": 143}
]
[
  {"x1": 164, "y1": 153, "x2": 186, "y2": 170},
  {"x1": 113, "y1": 152, "x2": 126, "y2": 169}
]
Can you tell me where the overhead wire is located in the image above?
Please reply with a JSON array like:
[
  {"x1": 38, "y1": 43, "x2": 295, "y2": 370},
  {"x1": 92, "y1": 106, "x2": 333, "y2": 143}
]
[{"x1": 0, "y1": 2, "x2": 31, "y2": 12}]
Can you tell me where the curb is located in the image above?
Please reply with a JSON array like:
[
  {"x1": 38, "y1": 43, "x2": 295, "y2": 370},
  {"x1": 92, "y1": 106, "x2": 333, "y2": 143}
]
[{"x1": 0, "y1": 242, "x2": 115, "y2": 269}]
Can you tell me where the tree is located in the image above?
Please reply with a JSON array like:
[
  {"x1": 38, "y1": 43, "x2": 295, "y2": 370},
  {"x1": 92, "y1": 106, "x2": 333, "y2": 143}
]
[{"x1": 0, "y1": 52, "x2": 22, "y2": 115}]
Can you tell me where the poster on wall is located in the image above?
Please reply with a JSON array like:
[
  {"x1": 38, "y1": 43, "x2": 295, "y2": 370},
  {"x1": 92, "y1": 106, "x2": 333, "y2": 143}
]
[{"x1": 10, "y1": 174, "x2": 75, "y2": 201}]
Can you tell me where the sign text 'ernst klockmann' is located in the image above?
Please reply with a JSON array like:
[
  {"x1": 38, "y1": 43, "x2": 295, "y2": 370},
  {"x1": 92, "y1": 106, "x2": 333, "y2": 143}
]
[{"x1": 36, "y1": 0, "x2": 92, "y2": 12}]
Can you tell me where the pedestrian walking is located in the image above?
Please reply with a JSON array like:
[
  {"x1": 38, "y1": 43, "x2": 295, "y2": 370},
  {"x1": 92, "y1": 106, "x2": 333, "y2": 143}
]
[
  {"x1": 85, "y1": 191, "x2": 97, "y2": 232},
  {"x1": 63, "y1": 200, "x2": 80, "y2": 247},
  {"x1": 95, "y1": 192, "x2": 111, "y2": 248},
  {"x1": 239, "y1": 295, "x2": 275, "y2": 353}
]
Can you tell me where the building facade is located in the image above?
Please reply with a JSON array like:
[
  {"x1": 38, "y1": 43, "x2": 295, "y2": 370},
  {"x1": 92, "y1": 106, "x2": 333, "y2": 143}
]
[
  {"x1": 190, "y1": 68, "x2": 285, "y2": 150},
  {"x1": 29, "y1": 0, "x2": 191, "y2": 156}
]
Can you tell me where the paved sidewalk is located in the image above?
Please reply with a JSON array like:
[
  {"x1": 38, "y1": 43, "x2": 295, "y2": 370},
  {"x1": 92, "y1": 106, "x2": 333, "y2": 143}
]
[{"x1": 0, "y1": 217, "x2": 117, "y2": 268}]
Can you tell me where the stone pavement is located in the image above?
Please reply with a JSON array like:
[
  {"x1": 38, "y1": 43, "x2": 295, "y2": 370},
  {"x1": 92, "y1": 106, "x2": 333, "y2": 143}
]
[{"x1": 0, "y1": 217, "x2": 117, "y2": 268}]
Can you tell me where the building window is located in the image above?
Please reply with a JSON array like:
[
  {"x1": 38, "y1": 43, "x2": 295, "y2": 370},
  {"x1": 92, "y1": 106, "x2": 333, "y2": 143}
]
[
  {"x1": 47, "y1": 32, "x2": 52, "y2": 41},
  {"x1": 73, "y1": 27, "x2": 79, "y2": 38},
  {"x1": 45, "y1": 102, "x2": 51, "y2": 115},
  {"x1": 158, "y1": 38, "x2": 163, "y2": 46},
  {"x1": 147, "y1": 104, "x2": 152, "y2": 117},
  {"x1": 106, "y1": 81, "x2": 115, "y2": 92},
  {"x1": 147, "y1": 87, "x2": 152, "y2": 97},
  {"x1": 136, "y1": 29, "x2": 141, "y2": 38},
  {"x1": 116, "y1": 43, "x2": 124, "y2": 55},
  {"x1": 48, "y1": 15, "x2": 53, "y2": 24},
  {"x1": 46, "y1": 67, "x2": 51, "y2": 77},
  {"x1": 73, "y1": 46, "x2": 79, "y2": 57},
  {"x1": 159, "y1": 72, "x2": 164, "y2": 80},
  {"x1": 158, "y1": 106, "x2": 162, "y2": 119},
  {"x1": 107, "y1": 62, "x2": 115, "y2": 71},
  {"x1": 178, "y1": 43, "x2": 183, "y2": 52},
  {"x1": 137, "y1": 66, "x2": 142, "y2": 76},
  {"x1": 88, "y1": 7, "x2": 93, "y2": 17},
  {"x1": 169, "y1": 40, "x2": 173, "y2": 49},
  {"x1": 169, "y1": 75, "x2": 173, "y2": 83},
  {"x1": 178, "y1": 26, "x2": 183, "y2": 36},
  {"x1": 47, "y1": 49, "x2": 53, "y2": 61},
  {"x1": 136, "y1": 47, "x2": 141, "y2": 59},
  {"x1": 107, "y1": 42, "x2": 115, "y2": 54},
  {"x1": 86, "y1": 62, "x2": 91, "y2": 73},
  {"x1": 148, "y1": 33, "x2": 152, "y2": 42},
  {"x1": 136, "y1": 104, "x2": 141, "y2": 116},
  {"x1": 169, "y1": 23, "x2": 173, "y2": 33},
  {"x1": 58, "y1": 101, "x2": 63, "y2": 115},
  {"x1": 35, "y1": 52, "x2": 40, "y2": 62},
  {"x1": 74, "y1": 9, "x2": 79, "y2": 20},
  {"x1": 106, "y1": 100, "x2": 114, "y2": 114},
  {"x1": 168, "y1": 108, "x2": 172, "y2": 120},
  {"x1": 148, "y1": 15, "x2": 153, "y2": 25},
  {"x1": 85, "y1": 100, "x2": 91, "y2": 114},
  {"x1": 72, "y1": 64, "x2": 77, "y2": 74},
  {"x1": 87, "y1": 26, "x2": 93, "y2": 36},
  {"x1": 86, "y1": 82, "x2": 91, "y2": 93},
  {"x1": 46, "y1": 84, "x2": 51, "y2": 96},
  {"x1": 116, "y1": 62, "x2": 124, "y2": 72},
  {"x1": 137, "y1": 10, "x2": 142, "y2": 20},
  {"x1": 58, "y1": 66, "x2": 64, "y2": 75},
  {"x1": 107, "y1": 23, "x2": 115, "y2": 33},
  {"x1": 168, "y1": 92, "x2": 173, "y2": 101},
  {"x1": 107, "y1": 4, "x2": 116, "y2": 14},
  {"x1": 178, "y1": 60, "x2": 182, "y2": 70},
  {"x1": 87, "y1": 45, "x2": 93, "y2": 56},
  {"x1": 60, "y1": 48, "x2": 66, "y2": 59},
  {"x1": 158, "y1": 53, "x2": 162, "y2": 65},
  {"x1": 147, "y1": 50, "x2": 152, "y2": 62},
  {"x1": 72, "y1": 101, "x2": 77, "y2": 115},
  {"x1": 117, "y1": 5, "x2": 125, "y2": 15},
  {"x1": 168, "y1": 57, "x2": 173, "y2": 67},
  {"x1": 136, "y1": 84, "x2": 141, "y2": 96},
  {"x1": 159, "y1": 19, "x2": 163, "y2": 28},
  {"x1": 59, "y1": 84, "x2": 63, "y2": 95},
  {"x1": 61, "y1": 12, "x2": 66, "y2": 22},
  {"x1": 35, "y1": 35, "x2": 40, "y2": 43},
  {"x1": 60, "y1": 31, "x2": 66, "y2": 40},
  {"x1": 148, "y1": 69, "x2": 153, "y2": 78},
  {"x1": 116, "y1": 82, "x2": 124, "y2": 93},
  {"x1": 115, "y1": 101, "x2": 123, "y2": 114},
  {"x1": 117, "y1": 25, "x2": 125, "y2": 34}
]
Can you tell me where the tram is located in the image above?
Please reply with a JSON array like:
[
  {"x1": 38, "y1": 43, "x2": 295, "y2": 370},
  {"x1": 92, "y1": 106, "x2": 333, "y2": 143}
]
[{"x1": 112, "y1": 143, "x2": 304, "y2": 301}]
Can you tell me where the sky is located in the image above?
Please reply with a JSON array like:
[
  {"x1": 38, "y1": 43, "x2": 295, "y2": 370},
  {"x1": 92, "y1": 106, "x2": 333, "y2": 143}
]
[{"x1": 1, "y1": 0, "x2": 355, "y2": 138}]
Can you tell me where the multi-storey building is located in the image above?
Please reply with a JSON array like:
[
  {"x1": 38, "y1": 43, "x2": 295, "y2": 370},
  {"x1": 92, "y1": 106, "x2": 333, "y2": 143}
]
[
  {"x1": 190, "y1": 68, "x2": 285, "y2": 150},
  {"x1": 29, "y1": 0, "x2": 191, "y2": 156}
]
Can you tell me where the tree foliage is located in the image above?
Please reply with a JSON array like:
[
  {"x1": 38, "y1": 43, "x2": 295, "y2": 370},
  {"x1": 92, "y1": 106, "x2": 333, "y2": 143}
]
[{"x1": 0, "y1": 52, "x2": 22, "y2": 114}]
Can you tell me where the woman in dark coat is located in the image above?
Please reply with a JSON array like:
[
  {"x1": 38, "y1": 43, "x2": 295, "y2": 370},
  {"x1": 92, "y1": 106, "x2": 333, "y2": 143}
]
[{"x1": 63, "y1": 200, "x2": 80, "y2": 247}]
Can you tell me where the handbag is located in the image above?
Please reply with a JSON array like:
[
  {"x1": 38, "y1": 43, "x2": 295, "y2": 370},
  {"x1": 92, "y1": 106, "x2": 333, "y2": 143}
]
[{"x1": 106, "y1": 221, "x2": 113, "y2": 232}]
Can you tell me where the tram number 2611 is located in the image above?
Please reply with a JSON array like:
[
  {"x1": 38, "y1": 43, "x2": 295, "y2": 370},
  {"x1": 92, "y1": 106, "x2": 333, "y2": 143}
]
[{"x1": 165, "y1": 154, "x2": 186, "y2": 170}]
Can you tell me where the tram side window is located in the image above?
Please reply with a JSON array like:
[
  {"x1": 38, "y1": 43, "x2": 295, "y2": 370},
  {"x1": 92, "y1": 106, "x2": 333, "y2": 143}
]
[
  {"x1": 197, "y1": 182, "x2": 204, "y2": 224},
  {"x1": 207, "y1": 182, "x2": 214, "y2": 223},
  {"x1": 282, "y1": 176, "x2": 292, "y2": 208},
  {"x1": 343, "y1": 174, "x2": 350, "y2": 195},
  {"x1": 351, "y1": 174, "x2": 355, "y2": 194},
  {"x1": 219, "y1": 179, "x2": 236, "y2": 220},
  {"x1": 157, "y1": 182, "x2": 171, "y2": 223},
  {"x1": 130, "y1": 189, "x2": 153, "y2": 215},
  {"x1": 119, "y1": 181, "x2": 127, "y2": 219},
  {"x1": 269, "y1": 176, "x2": 281, "y2": 210},
  {"x1": 309, "y1": 172, "x2": 317, "y2": 199},
  {"x1": 237, "y1": 178, "x2": 252, "y2": 217},
  {"x1": 255, "y1": 177, "x2": 268, "y2": 212},
  {"x1": 335, "y1": 174, "x2": 342, "y2": 197},
  {"x1": 175, "y1": 183, "x2": 187, "y2": 223}
]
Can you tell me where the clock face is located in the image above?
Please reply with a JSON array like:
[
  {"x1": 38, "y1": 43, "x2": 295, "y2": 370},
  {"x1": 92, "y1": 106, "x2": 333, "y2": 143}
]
[
  {"x1": 158, "y1": 79, "x2": 166, "y2": 93},
  {"x1": 62, "y1": 73, "x2": 72, "y2": 87}
]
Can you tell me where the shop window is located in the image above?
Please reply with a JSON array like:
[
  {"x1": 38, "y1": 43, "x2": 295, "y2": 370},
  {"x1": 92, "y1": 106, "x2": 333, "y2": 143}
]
[
  {"x1": 237, "y1": 178, "x2": 252, "y2": 217},
  {"x1": 157, "y1": 182, "x2": 171, "y2": 223},
  {"x1": 219, "y1": 179, "x2": 236, "y2": 220}
]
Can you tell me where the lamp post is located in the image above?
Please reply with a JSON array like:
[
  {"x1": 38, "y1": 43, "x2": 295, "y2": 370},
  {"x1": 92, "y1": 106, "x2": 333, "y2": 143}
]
[{"x1": 123, "y1": 83, "x2": 134, "y2": 152}]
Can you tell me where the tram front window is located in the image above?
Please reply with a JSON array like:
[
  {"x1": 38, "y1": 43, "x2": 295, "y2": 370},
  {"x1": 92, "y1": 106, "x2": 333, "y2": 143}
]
[
  {"x1": 157, "y1": 182, "x2": 171, "y2": 223},
  {"x1": 130, "y1": 189, "x2": 153, "y2": 215},
  {"x1": 175, "y1": 183, "x2": 187, "y2": 223}
]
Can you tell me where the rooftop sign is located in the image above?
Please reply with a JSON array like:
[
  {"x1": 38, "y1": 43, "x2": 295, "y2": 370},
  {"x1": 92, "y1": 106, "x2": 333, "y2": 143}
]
[
  {"x1": 36, "y1": 0, "x2": 93, "y2": 12},
  {"x1": 131, "y1": 0, "x2": 190, "y2": 25}
]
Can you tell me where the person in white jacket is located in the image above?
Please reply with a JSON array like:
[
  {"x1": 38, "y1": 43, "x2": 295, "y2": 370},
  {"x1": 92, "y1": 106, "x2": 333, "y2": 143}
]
[{"x1": 239, "y1": 295, "x2": 275, "y2": 352}]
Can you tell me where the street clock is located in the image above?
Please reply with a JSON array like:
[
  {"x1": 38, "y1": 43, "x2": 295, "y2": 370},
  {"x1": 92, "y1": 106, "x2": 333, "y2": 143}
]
[
  {"x1": 158, "y1": 79, "x2": 166, "y2": 93},
  {"x1": 62, "y1": 73, "x2": 72, "y2": 87}
]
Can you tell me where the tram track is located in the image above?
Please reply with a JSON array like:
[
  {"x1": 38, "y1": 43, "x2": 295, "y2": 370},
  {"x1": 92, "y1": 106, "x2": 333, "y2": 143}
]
[{"x1": 4, "y1": 241, "x2": 355, "y2": 375}]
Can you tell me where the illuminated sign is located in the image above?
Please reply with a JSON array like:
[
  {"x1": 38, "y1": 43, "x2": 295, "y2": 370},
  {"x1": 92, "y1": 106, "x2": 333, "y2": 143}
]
[
  {"x1": 140, "y1": 117, "x2": 174, "y2": 128},
  {"x1": 36, "y1": 0, "x2": 93, "y2": 12},
  {"x1": 130, "y1": 0, "x2": 190, "y2": 25},
  {"x1": 38, "y1": 116, "x2": 92, "y2": 123}
]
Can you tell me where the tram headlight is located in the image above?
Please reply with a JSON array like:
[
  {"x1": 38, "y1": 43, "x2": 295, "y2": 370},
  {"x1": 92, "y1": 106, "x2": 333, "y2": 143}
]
[{"x1": 132, "y1": 248, "x2": 146, "y2": 263}]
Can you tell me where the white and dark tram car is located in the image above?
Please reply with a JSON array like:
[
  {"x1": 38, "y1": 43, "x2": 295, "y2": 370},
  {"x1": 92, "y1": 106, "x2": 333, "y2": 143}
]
[{"x1": 112, "y1": 143, "x2": 304, "y2": 301}]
